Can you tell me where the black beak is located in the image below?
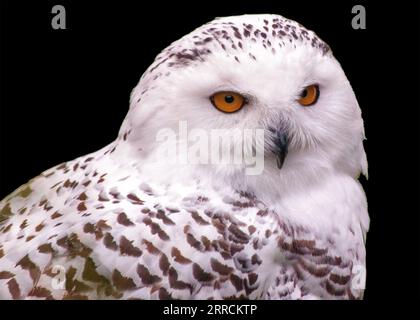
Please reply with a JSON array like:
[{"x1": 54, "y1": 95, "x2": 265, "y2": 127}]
[{"x1": 268, "y1": 127, "x2": 289, "y2": 170}]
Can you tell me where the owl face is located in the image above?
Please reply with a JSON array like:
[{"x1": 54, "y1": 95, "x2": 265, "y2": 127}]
[{"x1": 123, "y1": 14, "x2": 367, "y2": 192}]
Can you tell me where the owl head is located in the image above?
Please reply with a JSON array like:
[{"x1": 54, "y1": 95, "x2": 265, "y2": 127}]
[{"x1": 117, "y1": 14, "x2": 367, "y2": 198}]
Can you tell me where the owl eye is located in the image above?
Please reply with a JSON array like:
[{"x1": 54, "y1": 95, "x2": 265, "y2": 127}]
[
  {"x1": 297, "y1": 84, "x2": 320, "y2": 106},
  {"x1": 210, "y1": 91, "x2": 246, "y2": 113}
]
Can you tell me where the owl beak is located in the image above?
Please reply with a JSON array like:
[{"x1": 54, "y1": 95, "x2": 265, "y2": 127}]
[{"x1": 268, "y1": 127, "x2": 289, "y2": 170}]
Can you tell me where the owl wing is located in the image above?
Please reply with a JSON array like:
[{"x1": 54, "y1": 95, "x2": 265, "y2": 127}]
[{"x1": 0, "y1": 159, "x2": 271, "y2": 299}]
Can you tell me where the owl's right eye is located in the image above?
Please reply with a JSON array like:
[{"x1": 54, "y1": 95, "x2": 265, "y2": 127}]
[{"x1": 210, "y1": 91, "x2": 246, "y2": 113}]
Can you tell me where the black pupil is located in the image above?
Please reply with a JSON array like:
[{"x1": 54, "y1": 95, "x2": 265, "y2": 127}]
[
  {"x1": 224, "y1": 95, "x2": 234, "y2": 103},
  {"x1": 301, "y1": 89, "x2": 308, "y2": 98}
]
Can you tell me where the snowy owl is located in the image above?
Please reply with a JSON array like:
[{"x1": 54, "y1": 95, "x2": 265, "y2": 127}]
[{"x1": 0, "y1": 14, "x2": 369, "y2": 299}]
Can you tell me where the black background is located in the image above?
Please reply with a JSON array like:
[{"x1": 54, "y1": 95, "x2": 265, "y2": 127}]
[{"x1": 0, "y1": 0, "x2": 419, "y2": 310}]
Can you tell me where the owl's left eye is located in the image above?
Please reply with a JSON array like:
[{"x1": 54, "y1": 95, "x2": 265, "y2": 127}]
[
  {"x1": 210, "y1": 91, "x2": 246, "y2": 113},
  {"x1": 297, "y1": 84, "x2": 320, "y2": 107}
]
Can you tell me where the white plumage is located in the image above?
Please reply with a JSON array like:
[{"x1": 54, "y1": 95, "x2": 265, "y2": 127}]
[{"x1": 0, "y1": 14, "x2": 368, "y2": 299}]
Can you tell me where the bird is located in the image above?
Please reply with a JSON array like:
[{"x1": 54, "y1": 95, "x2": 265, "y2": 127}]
[{"x1": 0, "y1": 14, "x2": 369, "y2": 300}]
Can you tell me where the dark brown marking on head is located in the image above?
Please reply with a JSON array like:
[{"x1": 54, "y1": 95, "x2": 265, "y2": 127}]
[
  {"x1": 190, "y1": 210, "x2": 210, "y2": 225},
  {"x1": 77, "y1": 192, "x2": 88, "y2": 201},
  {"x1": 156, "y1": 210, "x2": 175, "y2": 225},
  {"x1": 141, "y1": 239, "x2": 161, "y2": 255},
  {"x1": 158, "y1": 287, "x2": 173, "y2": 300},
  {"x1": 244, "y1": 278, "x2": 258, "y2": 295},
  {"x1": 117, "y1": 212, "x2": 135, "y2": 226},
  {"x1": 325, "y1": 280, "x2": 346, "y2": 296},
  {"x1": 211, "y1": 218, "x2": 226, "y2": 234},
  {"x1": 197, "y1": 196, "x2": 209, "y2": 203},
  {"x1": 165, "y1": 207, "x2": 180, "y2": 213},
  {"x1": 127, "y1": 193, "x2": 144, "y2": 205},
  {"x1": 251, "y1": 254, "x2": 262, "y2": 266},
  {"x1": 16, "y1": 254, "x2": 41, "y2": 283},
  {"x1": 19, "y1": 219, "x2": 28, "y2": 229},
  {"x1": 109, "y1": 191, "x2": 122, "y2": 201},
  {"x1": 192, "y1": 263, "x2": 215, "y2": 283},
  {"x1": 28, "y1": 286, "x2": 53, "y2": 300},
  {"x1": 7, "y1": 278, "x2": 21, "y2": 299},
  {"x1": 119, "y1": 236, "x2": 142, "y2": 257},
  {"x1": 168, "y1": 267, "x2": 192, "y2": 291},
  {"x1": 230, "y1": 243, "x2": 244, "y2": 256},
  {"x1": 56, "y1": 163, "x2": 67, "y2": 170},
  {"x1": 210, "y1": 258, "x2": 233, "y2": 275},
  {"x1": 216, "y1": 239, "x2": 230, "y2": 252},
  {"x1": 35, "y1": 223, "x2": 45, "y2": 232},
  {"x1": 229, "y1": 273, "x2": 244, "y2": 291},
  {"x1": 103, "y1": 232, "x2": 118, "y2": 251},
  {"x1": 57, "y1": 234, "x2": 92, "y2": 258},
  {"x1": 290, "y1": 239, "x2": 316, "y2": 254},
  {"x1": 77, "y1": 202, "x2": 87, "y2": 212},
  {"x1": 159, "y1": 253, "x2": 170, "y2": 276},
  {"x1": 137, "y1": 264, "x2": 161, "y2": 285},
  {"x1": 171, "y1": 247, "x2": 192, "y2": 264},
  {"x1": 143, "y1": 217, "x2": 170, "y2": 241},
  {"x1": 233, "y1": 29, "x2": 242, "y2": 39},
  {"x1": 0, "y1": 271, "x2": 15, "y2": 279},
  {"x1": 201, "y1": 236, "x2": 212, "y2": 251},
  {"x1": 112, "y1": 269, "x2": 136, "y2": 291},
  {"x1": 298, "y1": 258, "x2": 331, "y2": 278},
  {"x1": 186, "y1": 233, "x2": 203, "y2": 251},
  {"x1": 2, "y1": 224, "x2": 12, "y2": 233},
  {"x1": 248, "y1": 273, "x2": 258, "y2": 286},
  {"x1": 228, "y1": 224, "x2": 250, "y2": 244},
  {"x1": 83, "y1": 223, "x2": 95, "y2": 234},
  {"x1": 0, "y1": 203, "x2": 13, "y2": 223},
  {"x1": 82, "y1": 180, "x2": 91, "y2": 187},
  {"x1": 329, "y1": 273, "x2": 351, "y2": 285},
  {"x1": 311, "y1": 246, "x2": 328, "y2": 256},
  {"x1": 38, "y1": 243, "x2": 55, "y2": 254},
  {"x1": 248, "y1": 225, "x2": 257, "y2": 235},
  {"x1": 256, "y1": 209, "x2": 268, "y2": 217}
]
